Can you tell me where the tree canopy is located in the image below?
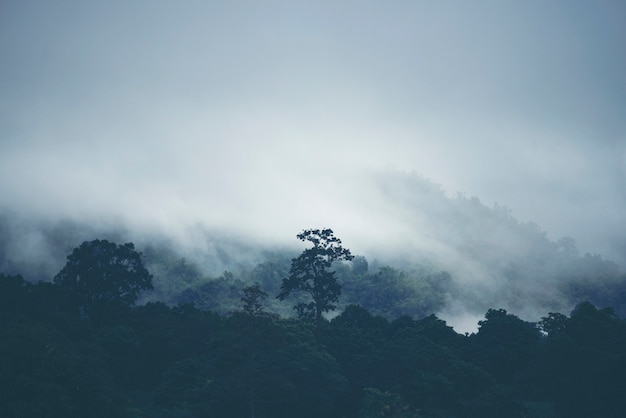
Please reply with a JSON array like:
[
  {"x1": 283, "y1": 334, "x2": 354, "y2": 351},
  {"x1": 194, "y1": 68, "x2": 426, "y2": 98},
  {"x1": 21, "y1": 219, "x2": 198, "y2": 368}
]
[
  {"x1": 3, "y1": 229, "x2": 626, "y2": 417},
  {"x1": 277, "y1": 228, "x2": 353, "y2": 324},
  {"x1": 53, "y1": 239, "x2": 153, "y2": 317}
]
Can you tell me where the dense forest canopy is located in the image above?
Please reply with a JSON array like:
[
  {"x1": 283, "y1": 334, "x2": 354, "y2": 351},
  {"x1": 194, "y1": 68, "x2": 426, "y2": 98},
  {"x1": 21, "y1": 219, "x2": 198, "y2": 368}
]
[
  {"x1": 1, "y1": 176, "x2": 625, "y2": 416},
  {"x1": 1, "y1": 231, "x2": 625, "y2": 417},
  {"x1": 1, "y1": 190, "x2": 626, "y2": 417}
]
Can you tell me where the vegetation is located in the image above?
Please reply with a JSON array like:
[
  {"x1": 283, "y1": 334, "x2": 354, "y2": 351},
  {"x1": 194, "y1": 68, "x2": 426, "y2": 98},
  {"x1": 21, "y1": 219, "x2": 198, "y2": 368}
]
[
  {"x1": 53, "y1": 239, "x2": 153, "y2": 319},
  {"x1": 277, "y1": 228, "x2": 354, "y2": 325},
  {"x1": 1, "y1": 229, "x2": 626, "y2": 417}
]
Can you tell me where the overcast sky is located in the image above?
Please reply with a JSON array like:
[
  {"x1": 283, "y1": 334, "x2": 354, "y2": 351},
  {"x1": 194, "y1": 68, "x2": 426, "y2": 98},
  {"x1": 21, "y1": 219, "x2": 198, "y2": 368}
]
[{"x1": 1, "y1": 1, "x2": 625, "y2": 264}]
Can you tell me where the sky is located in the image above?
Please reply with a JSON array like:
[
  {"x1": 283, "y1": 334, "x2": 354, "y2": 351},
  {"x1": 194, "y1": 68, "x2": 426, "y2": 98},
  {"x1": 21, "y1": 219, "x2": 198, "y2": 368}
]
[{"x1": 1, "y1": 1, "x2": 625, "y2": 266}]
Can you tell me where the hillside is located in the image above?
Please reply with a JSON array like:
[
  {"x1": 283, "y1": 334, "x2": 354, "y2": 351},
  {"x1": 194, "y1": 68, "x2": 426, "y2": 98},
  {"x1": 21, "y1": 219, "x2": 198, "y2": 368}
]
[{"x1": 1, "y1": 172, "x2": 624, "y2": 332}]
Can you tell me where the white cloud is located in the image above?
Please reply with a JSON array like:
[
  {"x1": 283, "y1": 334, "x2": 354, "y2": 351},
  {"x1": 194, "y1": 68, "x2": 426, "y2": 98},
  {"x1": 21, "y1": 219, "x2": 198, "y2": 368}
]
[{"x1": 1, "y1": 0, "x2": 625, "y2": 268}]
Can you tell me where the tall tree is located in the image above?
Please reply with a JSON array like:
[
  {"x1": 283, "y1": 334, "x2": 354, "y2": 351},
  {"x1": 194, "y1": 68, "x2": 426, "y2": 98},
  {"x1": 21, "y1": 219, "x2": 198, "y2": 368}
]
[
  {"x1": 277, "y1": 228, "x2": 353, "y2": 325},
  {"x1": 241, "y1": 283, "x2": 276, "y2": 319},
  {"x1": 53, "y1": 239, "x2": 153, "y2": 318}
]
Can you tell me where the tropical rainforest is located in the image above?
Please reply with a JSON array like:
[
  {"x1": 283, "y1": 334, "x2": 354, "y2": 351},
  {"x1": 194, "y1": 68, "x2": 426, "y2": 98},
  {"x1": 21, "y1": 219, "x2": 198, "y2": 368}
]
[{"x1": 1, "y1": 175, "x2": 626, "y2": 418}]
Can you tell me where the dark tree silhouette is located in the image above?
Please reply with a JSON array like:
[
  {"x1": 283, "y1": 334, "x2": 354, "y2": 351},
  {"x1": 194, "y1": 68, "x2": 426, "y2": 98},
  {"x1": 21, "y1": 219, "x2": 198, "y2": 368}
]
[
  {"x1": 53, "y1": 239, "x2": 153, "y2": 317},
  {"x1": 470, "y1": 308, "x2": 541, "y2": 384},
  {"x1": 277, "y1": 228, "x2": 353, "y2": 325},
  {"x1": 241, "y1": 283, "x2": 273, "y2": 318}
]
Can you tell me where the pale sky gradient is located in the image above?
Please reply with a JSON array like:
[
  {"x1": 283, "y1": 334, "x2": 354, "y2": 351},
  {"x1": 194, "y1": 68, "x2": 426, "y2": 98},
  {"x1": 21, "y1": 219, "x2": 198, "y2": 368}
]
[{"x1": 1, "y1": 1, "x2": 625, "y2": 265}]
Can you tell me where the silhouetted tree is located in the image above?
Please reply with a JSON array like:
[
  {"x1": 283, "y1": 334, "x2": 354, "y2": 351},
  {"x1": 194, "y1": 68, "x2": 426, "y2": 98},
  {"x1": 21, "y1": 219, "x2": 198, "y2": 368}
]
[
  {"x1": 277, "y1": 228, "x2": 353, "y2": 325},
  {"x1": 241, "y1": 283, "x2": 274, "y2": 318},
  {"x1": 53, "y1": 239, "x2": 153, "y2": 319},
  {"x1": 538, "y1": 312, "x2": 569, "y2": 337}
]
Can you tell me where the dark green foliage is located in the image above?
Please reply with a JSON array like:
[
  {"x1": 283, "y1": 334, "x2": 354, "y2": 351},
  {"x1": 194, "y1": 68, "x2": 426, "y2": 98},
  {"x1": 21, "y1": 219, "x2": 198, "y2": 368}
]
[
  {"x1": 538, "y1": 311, "x2": 569, "y2": 337},
  {"x1": 380, "y1": 319, "x2": 505, "y2": 416},
  {"x1": 360, "y1": 388, "x2": 419, "y2": 418},
  {"x1": 323, "y1": 306, "x2": 526, "y2": 417},
  {"x1": 127, "y1": 302, "x2": 221, "y2": 391},
  {"x1": 53, "y1": 239, "x2": 153, "y2": 319},
  {"x1": 4, "y1": 233, "x2": 626, "y2": 418},
  {"x1": 0, "y1": 314, "x2": 127, "y2": 418},
  {"x1": 178, "y1": 271, "x2": 244, "y2": 313},
  {"x1": 154, "y1": 356, "x2": 214, "y2": 417},
  {"x1": 151, "y1": 313, "x2": 349, "y2": 417},
  {"x1": 469, "y1": 308, "x2": 542, "y2": 384},
  {"x1": 94, "y1": 325, "x2": 141, "y2": 387},
  {"x1": 278, "y1": 228, "x2": 354, "y2": 324},
  {"x1": 240, "y1": 283, "x2": 275, "y2": 318},
  {"x1": 3, "y1": 274, "x2": 626, "y2": 418},
  {"x1": 247, "y1": 257, "x2": 291, "y2": 296},
  {"x1": 534, "y1": 302, "x2": 626, "y2": 417},
  {"x1": 0, "y1": 273, "x2": 31, "y2": 314},
  {"x1": 322, "y1": 305, "x2": 389, "y2": 409},
  {"x1": 461, "y1": 384, "x2": 525, "y2": 418},
  {"x1": 341, "y1": 266, "x2": 453, "y2": 319}
]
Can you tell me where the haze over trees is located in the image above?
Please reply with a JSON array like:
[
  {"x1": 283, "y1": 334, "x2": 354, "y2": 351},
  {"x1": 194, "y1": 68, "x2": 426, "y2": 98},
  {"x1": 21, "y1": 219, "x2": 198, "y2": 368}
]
[
  {"x1": 2, "y1": 172, "x2": 624, "y2": 326},
  {"x1": 1, "y1": 175, "x2": 625, "y2": 416}
]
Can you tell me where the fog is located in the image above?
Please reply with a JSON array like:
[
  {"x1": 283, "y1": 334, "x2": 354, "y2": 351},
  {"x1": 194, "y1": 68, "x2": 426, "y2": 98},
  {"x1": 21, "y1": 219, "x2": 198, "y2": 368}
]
[{"x1": 1, "y1": 2, "x2": 625, "y2": 330}]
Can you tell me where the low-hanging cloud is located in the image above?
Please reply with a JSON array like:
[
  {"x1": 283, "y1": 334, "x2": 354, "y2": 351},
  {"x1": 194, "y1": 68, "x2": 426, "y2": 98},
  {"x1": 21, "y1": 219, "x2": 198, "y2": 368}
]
[{"x1": 1, "y1": 1, "x2": 625, "y2": 294}]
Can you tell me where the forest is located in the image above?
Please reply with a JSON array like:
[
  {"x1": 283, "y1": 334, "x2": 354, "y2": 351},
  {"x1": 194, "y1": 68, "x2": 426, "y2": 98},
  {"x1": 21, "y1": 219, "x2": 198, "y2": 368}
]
[{"x1": 1, "y1": 226, "x2": 626, "y2": 418}]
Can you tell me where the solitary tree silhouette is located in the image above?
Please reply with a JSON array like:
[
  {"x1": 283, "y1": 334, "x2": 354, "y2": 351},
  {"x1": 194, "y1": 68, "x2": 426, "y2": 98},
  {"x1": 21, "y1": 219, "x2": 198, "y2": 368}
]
[
  {"x1": 277, "y1": 228, "x2": 353, "y2": 326},
  {"x1": 54, "y1": 239, "x2": 152, "y2": 319}
]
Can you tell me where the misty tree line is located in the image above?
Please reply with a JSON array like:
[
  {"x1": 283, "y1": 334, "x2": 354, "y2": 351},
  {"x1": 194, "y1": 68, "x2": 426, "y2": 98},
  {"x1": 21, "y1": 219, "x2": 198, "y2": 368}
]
[
  {"x1": 2, "y1": 188, "x2": 625, "y2": 322},
  {"x1": 141, "y1": 244, "x2": 455, "y2": 323},
  {"x1": 1, "y1": 230, "x2": 626, "y2": 417}
]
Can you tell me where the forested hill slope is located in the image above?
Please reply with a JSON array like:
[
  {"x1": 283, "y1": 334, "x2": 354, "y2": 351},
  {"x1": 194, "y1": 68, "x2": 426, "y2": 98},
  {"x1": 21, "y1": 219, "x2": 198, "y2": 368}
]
[
  {"x1": 357, "y1": 171, "x2": 625, "y2": 323},
  {"x1": 1, "y1": 171, "x2": 624, "y2": 326}
]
